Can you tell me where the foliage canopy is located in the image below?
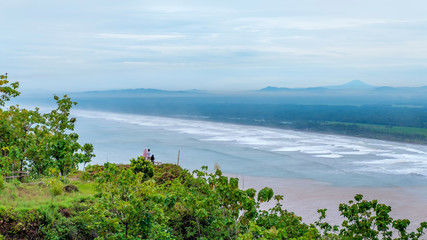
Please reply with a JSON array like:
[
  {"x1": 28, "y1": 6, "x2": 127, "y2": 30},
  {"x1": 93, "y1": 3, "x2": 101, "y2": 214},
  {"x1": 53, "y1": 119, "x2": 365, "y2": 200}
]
[{"x1": 0, "y1": 73, "x2": 94, "y2": 177}]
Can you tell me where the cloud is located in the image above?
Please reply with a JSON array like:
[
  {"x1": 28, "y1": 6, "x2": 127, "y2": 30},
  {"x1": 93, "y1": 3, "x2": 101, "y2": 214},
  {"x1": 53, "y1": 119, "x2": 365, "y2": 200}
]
[
  {"x1": 234, "y1": 17, "x2": 404, "y2": 31},
  {"x1": 2, "y1": 0, "x2": 427, "y2": 91},
  {"x1": 119, "y1": 61, "x2": 192, "y2": 68},
  {"x1": 96, "y1": 33, "x2": 185, "y2": 41},
  {"x1": 122, "y1": 44, "x2": 347, "y2": 59}
]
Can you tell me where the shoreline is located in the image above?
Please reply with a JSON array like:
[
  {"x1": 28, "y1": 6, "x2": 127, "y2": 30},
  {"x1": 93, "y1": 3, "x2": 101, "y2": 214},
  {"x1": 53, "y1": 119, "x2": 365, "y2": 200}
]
[
  {"x1": 140, "y1": 112, "x2": 427, "y2": 146},
  {"x1": 70, "y1": 108, "x2": 427, "y2": 231},
  {"x1": 71, "y1": 108, "x2": 427, "y2": 147},
  {"x1": 225, "y1": 173, "x2": 427, "y2": 231},
  {"x1": 133, "y1": 113, "x2": 427, "y2": 146}
]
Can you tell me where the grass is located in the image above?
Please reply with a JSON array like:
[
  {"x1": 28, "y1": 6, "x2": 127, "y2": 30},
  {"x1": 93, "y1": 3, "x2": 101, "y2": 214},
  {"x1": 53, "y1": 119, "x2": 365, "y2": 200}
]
[
  {"x1": 0, "y1": 165, "x2": 176, "y2": 210},
  {"x1": 325, "y1": 121, "x2": 427, "y2": 138},
  {"x1": 0, "y1": 178, "x2": 97, "y2": 210}
]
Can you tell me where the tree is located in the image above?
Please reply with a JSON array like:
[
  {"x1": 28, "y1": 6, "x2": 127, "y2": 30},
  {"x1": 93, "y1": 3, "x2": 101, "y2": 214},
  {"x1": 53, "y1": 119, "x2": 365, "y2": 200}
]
[
  {"x1": 0, "y1": 73, "x2": 94, "y2": 177},
  {"x1": 2, "y1": 106, "x2": 44, "y2": 173},
  {"x1": 0, "y1": 73, "x2": 20, "y2": 107},
  {"x1": 43, "y1": 95, "x2": 92, "y2": 176},
  {"x1": 86, "y1": 162, "x2": 173, "y2": 239},
  {"x1": 162, "y1": 166, "x2": 317, "y2": 239},
  {"x1": 0, "y1": 73, "x2": 21, "y2": 175},
  {"x1": 80, "y1": 143, "x2": 95, "y2": 171},
  {"x1": 317, "y1": 194, "x2": 427, "y2": 239}
]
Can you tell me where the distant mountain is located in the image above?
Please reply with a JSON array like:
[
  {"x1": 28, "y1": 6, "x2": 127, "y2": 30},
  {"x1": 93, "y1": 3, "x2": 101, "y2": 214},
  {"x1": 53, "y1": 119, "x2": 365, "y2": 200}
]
[
  {"x1": 84, "y1": 88, "x2": 175, "y2": 94},
  {"x1": 72, "y1": 88, "x2": 204, "y2": 98},
  {"x1": 259, "y1": 86, "x2": 291, "y2": 92},
  {"x1": 258, "y1": 80, "x2": 373, "y2": 92},
  {"x1": 329, "y1": 80, "x2": 374, "y2": 89},
  {"x1": 71, "y1": 83, "x2": 425, "y2": 100},
  {"x1": 259, "y1": 86, "x2": 330, "y2": 92}
]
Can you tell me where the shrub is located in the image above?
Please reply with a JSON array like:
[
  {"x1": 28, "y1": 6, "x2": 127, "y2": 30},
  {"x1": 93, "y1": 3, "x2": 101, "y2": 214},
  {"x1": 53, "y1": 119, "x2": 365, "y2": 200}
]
[
  {"x1": 154, "y1": 163, "x2": 183, "y2": 184},
  {"x1": 82, "y1": 164, "x2": 130, "y2": 180},
  {"x1": 46, "y1": 178, "x2": 63, "y2": 199},
  {"x1": 12, "y1": 178, "x2": 21, "y2": 187},
  {"x1": 0, "y1": 208, "x2": 42, "y2": 239},
  {"x1": 39, "y1": 205, "x2": 77, "y2": 239},
  {"x1": 130, "y1": 156, "x2": 154, "y2": 179},
  {"x1": 81, "y1": 164, "x2": 103, "y2": 180}
]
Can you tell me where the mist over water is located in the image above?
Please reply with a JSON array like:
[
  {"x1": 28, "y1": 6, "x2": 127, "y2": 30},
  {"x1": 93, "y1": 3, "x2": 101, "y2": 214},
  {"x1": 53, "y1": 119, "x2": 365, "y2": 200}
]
[{"x1": 74, "y1": 109, "x2": 427, "y2": 188}]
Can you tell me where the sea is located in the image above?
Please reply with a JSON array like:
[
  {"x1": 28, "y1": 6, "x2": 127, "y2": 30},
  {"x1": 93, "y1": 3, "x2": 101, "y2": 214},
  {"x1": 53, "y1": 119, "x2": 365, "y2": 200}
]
[{"x1": 72, "y1": 109, "x2": 427, "y2": 189}]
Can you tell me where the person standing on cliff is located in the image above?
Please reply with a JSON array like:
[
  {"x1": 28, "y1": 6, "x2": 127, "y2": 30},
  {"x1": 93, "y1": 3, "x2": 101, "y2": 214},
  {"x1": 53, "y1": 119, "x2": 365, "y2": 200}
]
[
  {"x1": 142, "y1": 149, "x2": 148, "y2": 159},
  {"x1": 147, "y1": 149, "x2": 152, "y2": 160}
]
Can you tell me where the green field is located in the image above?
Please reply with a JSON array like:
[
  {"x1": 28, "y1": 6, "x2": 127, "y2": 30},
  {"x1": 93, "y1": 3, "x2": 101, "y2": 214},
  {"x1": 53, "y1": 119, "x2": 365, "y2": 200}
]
[
  {"x1": 325, "y1": 121, "x2": 427, "y2": 138},
  {"x1": 0, "y1": 178, "x2": 97, "y2": 210}
]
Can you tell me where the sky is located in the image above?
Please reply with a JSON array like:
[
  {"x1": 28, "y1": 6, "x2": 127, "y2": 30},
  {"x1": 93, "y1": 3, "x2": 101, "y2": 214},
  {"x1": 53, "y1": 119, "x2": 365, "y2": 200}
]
[{"x1": 1, "y1": 0, "x2": 427, "y2": 92}]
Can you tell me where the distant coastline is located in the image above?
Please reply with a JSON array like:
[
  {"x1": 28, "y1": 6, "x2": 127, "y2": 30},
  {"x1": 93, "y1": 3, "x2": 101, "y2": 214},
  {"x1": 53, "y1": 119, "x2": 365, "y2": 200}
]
[
  {"x1": 72, "y1": 109, "x2": 427, "y2": 187},
  {"x1": 208, "y1": 118, "x2": 427, "y2": 146},
  {"x1": 126, "y1": 112, "x2": 427, "y2": 146},
  {"x1": 20, "y1": 81, "x2": 427, "y2": 145},
  {"x1": 71, "y1": 103, "x2": 427, "y2": 146}
]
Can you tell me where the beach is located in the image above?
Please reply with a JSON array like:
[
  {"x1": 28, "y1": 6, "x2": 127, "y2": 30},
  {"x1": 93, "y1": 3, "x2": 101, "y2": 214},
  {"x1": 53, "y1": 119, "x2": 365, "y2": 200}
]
[
  {"x1": 74, "y1": 110, "x2": 427, "y2": 185},
  {"x1": 72, "y1": 109, "x2": 427, "y2": 230},
  {"x1": 227, "y1": 174, "x2": 427, "y2": 231}
]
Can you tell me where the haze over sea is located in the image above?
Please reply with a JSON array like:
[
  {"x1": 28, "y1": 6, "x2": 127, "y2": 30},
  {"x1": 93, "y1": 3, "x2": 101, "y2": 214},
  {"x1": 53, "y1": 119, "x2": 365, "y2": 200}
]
[{"x1": 73, "y1": 109, "x2": 427, "y2": 190}]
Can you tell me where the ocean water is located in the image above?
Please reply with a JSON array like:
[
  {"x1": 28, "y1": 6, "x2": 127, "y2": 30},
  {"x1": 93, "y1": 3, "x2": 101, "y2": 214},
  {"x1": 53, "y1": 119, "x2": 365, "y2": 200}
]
[{"x1": 73, "y1": 109, "x2": 427, "y2": 188}]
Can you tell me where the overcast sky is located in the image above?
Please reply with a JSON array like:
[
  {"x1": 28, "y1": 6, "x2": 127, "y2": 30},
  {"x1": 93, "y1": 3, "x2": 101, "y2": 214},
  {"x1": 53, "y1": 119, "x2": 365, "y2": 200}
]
[{"x1": 1, "y1": 0, "x2": 427, "y2": 92}]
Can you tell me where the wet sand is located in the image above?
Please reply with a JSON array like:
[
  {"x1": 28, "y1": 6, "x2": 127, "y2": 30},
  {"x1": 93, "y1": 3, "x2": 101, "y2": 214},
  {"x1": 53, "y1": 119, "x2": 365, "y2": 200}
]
[{"x1": 226, "y1": 174, "x2": 427, "y2": 230}]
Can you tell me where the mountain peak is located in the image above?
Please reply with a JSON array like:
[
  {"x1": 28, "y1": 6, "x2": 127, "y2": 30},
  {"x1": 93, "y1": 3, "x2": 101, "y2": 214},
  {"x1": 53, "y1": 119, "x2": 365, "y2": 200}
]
[
  {"x1": 259, "y1": 86, "x2": 290, "y2": 92},
  {"x1": 341, "y1": 80, "x2": 372, "y2": 88}
]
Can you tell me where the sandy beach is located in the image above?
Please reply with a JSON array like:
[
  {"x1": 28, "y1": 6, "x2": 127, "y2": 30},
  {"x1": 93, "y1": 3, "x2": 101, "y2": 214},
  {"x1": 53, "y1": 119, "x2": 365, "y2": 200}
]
[{"x1": 226, "y1": 174, "x2": 427, "y2": 231}]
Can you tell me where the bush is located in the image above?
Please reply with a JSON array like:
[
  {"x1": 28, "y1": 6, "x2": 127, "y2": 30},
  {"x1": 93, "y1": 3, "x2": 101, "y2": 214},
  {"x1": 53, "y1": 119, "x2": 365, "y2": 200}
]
[
  {"x1": 12, "y1": 178, "x2": 21, "y2": 187},
  {"x1": 130, "y1": 156, "x2": 154, "y2": 179},
  {"x1": 82, "y1": 164, "x2": 130, "y2": 180},
  {"x1": 47, "y1": 178, "x2": 63, "y2": 199},
  {"x1": 38, "y1": 204, "x2": 92, "y2": 239},
  {"x1": 0, "y1": 208, "x2": 42, "y2": 239},
  {"x1": 154, "y1": 163, "x2": 183, "y2": 184},
  {"x1": 81, "y1": 164, "x2": 103, "y2": 180}
]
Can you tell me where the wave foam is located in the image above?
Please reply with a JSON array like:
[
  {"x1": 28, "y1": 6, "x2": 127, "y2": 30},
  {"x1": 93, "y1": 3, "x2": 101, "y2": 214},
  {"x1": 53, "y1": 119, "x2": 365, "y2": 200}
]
[{"x1": 73, "y1": 109, "x2": 427, "y2": 178}]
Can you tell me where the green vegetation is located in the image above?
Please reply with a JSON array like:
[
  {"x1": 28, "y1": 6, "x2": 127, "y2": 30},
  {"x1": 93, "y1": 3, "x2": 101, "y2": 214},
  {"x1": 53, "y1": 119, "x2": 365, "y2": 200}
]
[
  {"x1": 288, "y1": 121, "x2": 427, "y2": 144},
  {"x1": 0, "y1": 73, "x2": 95, "y2": 178},
  {"x1": 0, "y1": 175, "x2": 5, "y2": 192},
  {"x1": 1, "y1": 73, "x2": 427, "y2": 239},
  {"x1": 0, "y1": 177, "x2": 96, "y2": 210},
  {"x1": 325, "y1": 122, "x2": 427, "y2": 138},
  {"x1": 130, "y1": 156, "x2": 154, "y2": 179},
  {"x1": 1, "y1": 164, "x2": 426, "y2": 239}
]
